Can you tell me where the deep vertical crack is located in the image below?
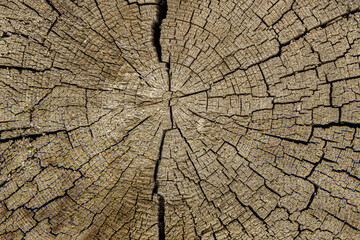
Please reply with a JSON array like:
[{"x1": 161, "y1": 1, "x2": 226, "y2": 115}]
[
  {"x1": 167, "y1": 61, "x2": 174, "y2": 128},
  {"x1": 152, "y1": 2, "x2": 169, "y2": 238},
  {"x1": 152, "y1": 0, "x2": 172, "y2": 128},
  {"x1": 153, "y1": 130, "x2": 167, "y2": 195},
  {"x1": 152, "y1": 0, "x2": 168, "y2": 62},
  {"x1": 153, "y1": 129, "x2": 167, "y2": 240},
  {"x1": 158, "y1": 195, "x2": 166, "y2": 240}
]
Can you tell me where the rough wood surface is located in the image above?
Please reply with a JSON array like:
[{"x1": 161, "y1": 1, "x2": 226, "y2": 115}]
[{"x1": 1, "y1": 0, "x2": 360, "y2": 239}]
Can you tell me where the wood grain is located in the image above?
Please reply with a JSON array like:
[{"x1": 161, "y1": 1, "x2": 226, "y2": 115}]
[{"x1": 0, "y1": 0, "x2": 360, "y2": 239}]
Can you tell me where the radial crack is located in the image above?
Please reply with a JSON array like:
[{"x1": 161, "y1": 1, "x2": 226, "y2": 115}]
[
  {"x1": 151, "y1": 3, "x2": 170, "y2": 238},
  {"x1": 153, "y1": 130, "x2": 167, "y2": 195},
  {"x1": 158, "y1": 194, "x2": 166, "y2": 240},
  {"x1": 152, "y1": 129, "x2": 167, "y2": 240},
  {"x1": 152, "y1": 0, "x2": 168, "y2": 62}
]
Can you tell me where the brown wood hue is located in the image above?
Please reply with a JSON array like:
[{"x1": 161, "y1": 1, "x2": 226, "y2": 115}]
[{"x1": 1, "y1": 0, "x2": 360, "y2": 239}]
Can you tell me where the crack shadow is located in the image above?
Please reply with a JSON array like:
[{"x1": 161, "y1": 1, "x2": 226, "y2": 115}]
[{"x1": 152, "y1": 0, "x2": 168, "y2": 62}]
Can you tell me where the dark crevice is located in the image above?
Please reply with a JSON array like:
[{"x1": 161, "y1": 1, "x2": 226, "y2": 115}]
[
  {"x1": 303, "y1": 184, "x2": 318, "y2": 211},
  {"x1": 212, "y1": 230, "x2": 218, "y2": 240},
  {"x1": 166, "y1": 62, "x2": 171, "y2": 90},
  {"x1": 1, "y1": 32, "x2": 10, "y2": 38},
  {"x1": 313, "y1": 121, "x2": 360, "y2": 129},
  {"x1": 0, "y1": 180, "x2": 7, "y2": 188},
  {"x1": 326, "y1": 74, "x2": 360, "y2": 83},
  {"x1": 327, "y1": 75, "x2": 334, "y2": 106},
  {"x1": 262, "y1": 132, "x2": 311, "y2": 145},
  {"x1": 177, "y1": 127, "x2": 193, "y2": 152},
  {"x1": 332, "y1": 169, "x2": 360, "y2": 181},
  {"x1": 158, "y1": 195, "x2": 166, "y2": 240},
  {"x1": 152, "y1": 0, "x2": 168, "y2": 62},
  {"x1": 152, "y1": 3, "x2": 169, "y2": 239},
  {"x1": 0, "y1": 129, "x2": 66, "y2": 143},
  {"x1": 0, "y1": 65, "x2": 49, "y2": 73},
  {"x1": 152, "y1": 129, "x2": 167, "y2": 240},
  {"x1": 169, "y1": 104, "x2": 174, "y2": 128},
  {"x1": 152, "y1": 129, "x2": 167, "y2": 195},
  {"x1": 45, "y1": 0, "x2": 61, "y2": 16},
  {"x1": 323, "y1": 210, "x2": 360, "y2": 231},
  {"x1": 167, "y1": 61, "x2": 174, "y2": 128},
  {"x1": 279, "y1": 8, "x2": 360, "y2": 47},
  {"x1": 124, "y1": 0, "x2": 159, "y2": 6},
  {"x1": 228, "y1": 187, "x2": 269, "y2": 228},
  {"x1": 46, "y1": 17, "x2": 58, "y2": 36},
  {"x1": 22, "y1": 2, "x2": 41, "y2": 17}
]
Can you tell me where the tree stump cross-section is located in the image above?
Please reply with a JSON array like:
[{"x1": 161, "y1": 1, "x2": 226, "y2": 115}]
[{"x1": 1, "y1": 0, "x2": 360, "y2": 239}]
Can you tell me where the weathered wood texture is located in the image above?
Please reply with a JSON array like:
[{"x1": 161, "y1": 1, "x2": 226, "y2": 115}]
[{"x1": 1, "y1": 0, "x2": 360, "y2": 239}]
